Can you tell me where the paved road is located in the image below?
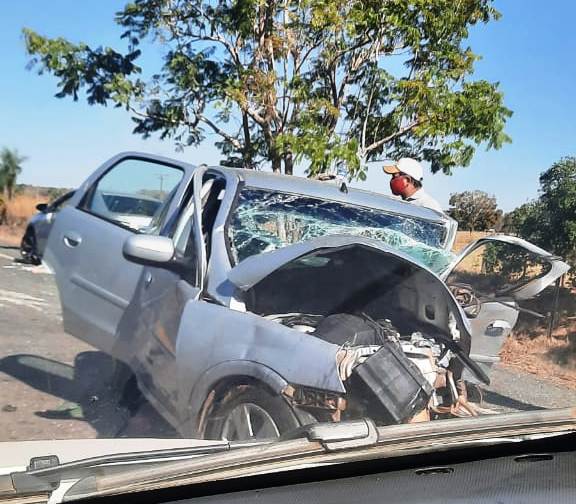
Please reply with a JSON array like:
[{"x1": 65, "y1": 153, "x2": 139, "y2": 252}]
[
  {"x1": 1, "y1": 243, "x2": 575, "y2": 442},
  {"x1": 0, "y1": 244, "x2": 175, "y2": 441}
]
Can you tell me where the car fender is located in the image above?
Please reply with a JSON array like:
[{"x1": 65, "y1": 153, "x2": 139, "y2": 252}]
[
  {"x1": 172, "y1": 300, "x2": 345, "y2": 435},
  {"x1": 184, "y1": 360, "x2": 290, "y2": 437}
]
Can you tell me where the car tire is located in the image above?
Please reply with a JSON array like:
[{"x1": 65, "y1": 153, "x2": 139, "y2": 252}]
[
  {"x1": 20, "y1": 228, "x2": 41, "y2": 265},
  {"x1": 204, "y1": 385, "x2": 313, "y2": 441}
]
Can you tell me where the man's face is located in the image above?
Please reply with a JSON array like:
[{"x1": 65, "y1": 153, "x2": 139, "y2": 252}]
[{"x1": 390, "y1": 172, "x2": 413, "y2": 196}]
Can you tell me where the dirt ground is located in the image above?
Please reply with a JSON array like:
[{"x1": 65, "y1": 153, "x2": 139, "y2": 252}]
[
  {"x1": 501, "y1": 322, "x2": 576, "y2": 390},
  {"x1": 452, "y1": 230, "x2": 491, "y2": 252}
]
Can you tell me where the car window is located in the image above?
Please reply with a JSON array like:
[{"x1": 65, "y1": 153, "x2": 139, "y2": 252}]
[
  {"x1": 49, "y1": 191, "x2": 74, "y2": 212},
  {"x1": 81, "y1": 158, "x2": 183, "y2": 231},
  {"x1": 446, "y1": 241, "x2": 552, "y2": 296},
  {"x1": 227, "y1": 188, "x2": 454, "y2": 273}
]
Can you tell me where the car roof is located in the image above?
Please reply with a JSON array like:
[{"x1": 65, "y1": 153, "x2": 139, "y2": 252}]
[
  {"x1": 115, "y1": 152, "x2": 451, "y2": 225},
  {"x1": 212, "y1": 166, "x2": 451, "y2": 225}
]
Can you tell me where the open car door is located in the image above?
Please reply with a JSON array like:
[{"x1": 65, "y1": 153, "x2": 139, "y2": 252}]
[
  {"x1": 44, "y1": 154, "x2": 185, "y2": 353},
  {"x1": 441, "y1": 235, "x2": 570, "y2": 379}
]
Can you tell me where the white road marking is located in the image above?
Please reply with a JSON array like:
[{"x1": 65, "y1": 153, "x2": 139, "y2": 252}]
[
  {"x1": 0, "y1": 253, "x2": 15, "y2": 260},
  {"x1": 1, "y1": 263, "x2": 52, "y2": 274},
  {"x1": 0, "y1": 290, "x2": 48, "y2": 312},
  {"x1": 20, "y1": 263, "x2": 53, "y2": 275}
]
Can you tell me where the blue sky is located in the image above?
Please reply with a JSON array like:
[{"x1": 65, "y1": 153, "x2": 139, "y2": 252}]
[{"x1": 1, "y1": 1, "x2": 575, "y2": 211}]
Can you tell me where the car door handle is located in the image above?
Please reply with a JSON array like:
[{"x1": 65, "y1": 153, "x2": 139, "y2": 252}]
[
  {"x1": 144, "y1": 271, "x2": 153, "y2": 288},
  {"x1": 63, "y1": 232, "x2": 82, "y2": 248}
]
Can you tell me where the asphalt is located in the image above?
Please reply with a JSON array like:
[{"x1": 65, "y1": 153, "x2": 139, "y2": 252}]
[
  {"x1": 1, "y1": 243, "x2": 575, "y2": 442},
  {"x1": 0, "y1": 243, "x2": 175, "y2": 441}
]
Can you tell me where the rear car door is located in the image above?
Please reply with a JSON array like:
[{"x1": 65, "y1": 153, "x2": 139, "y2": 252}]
[
  {"x1": 44, "y1": 155, "x2": 185, "y2": 353},
  {"x1": 441, "y1": 235, "x2": 570, "y2": 376}
]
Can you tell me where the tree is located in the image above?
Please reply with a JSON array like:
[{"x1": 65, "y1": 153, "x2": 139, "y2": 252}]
[
  {"x1": 448, "y1": 190, "x2": 501, "y2": 232},
  {"x1": 0, "y1": 148, "x2": 27, "y2": 200},
  {"x1": 500, "y1": 200, "x2": 543, "y2": 237},
  {"x1": 509, "y1": 157, "x2": 576, "y2": 269},
  {"x1": 23, "y1": 0, "x2": 511, "y2": 178}
]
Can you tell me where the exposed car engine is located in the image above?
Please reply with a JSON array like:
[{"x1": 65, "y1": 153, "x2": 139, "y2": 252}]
[{"x1": 268, "y1": 312, "x2": 490, "y2": 425}]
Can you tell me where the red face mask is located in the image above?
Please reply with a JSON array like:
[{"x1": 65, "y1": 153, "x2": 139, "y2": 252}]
[{"x1": 390, "y1": 175, "x2": 410, "y2": 196}]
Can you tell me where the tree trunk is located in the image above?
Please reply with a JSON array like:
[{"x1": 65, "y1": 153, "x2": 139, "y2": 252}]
[
  {"x1": 271, "y1": 151, "x2": 281, "y2": 173},
  {"x1": 241, "y1": 112, "x2": 253, "y2": 169},
  {"x1": 263, "y1": 126, "x2": 281, "y2": 173},
  {"x1": 284, "y1": 150, "x2": 294, "y2": 175}
]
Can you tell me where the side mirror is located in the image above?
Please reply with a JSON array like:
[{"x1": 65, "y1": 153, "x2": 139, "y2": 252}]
[
  {"x1": 123, "y1": 235, "x2": 175, "y2": 267},
  {"x1": 36, "y1": 203, "x2": 48, "y2": 213}
]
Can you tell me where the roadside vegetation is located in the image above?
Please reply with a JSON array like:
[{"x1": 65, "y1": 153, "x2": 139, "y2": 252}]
[{"x1": 0, "y1": 147, "x2": 69, "y2": 245}]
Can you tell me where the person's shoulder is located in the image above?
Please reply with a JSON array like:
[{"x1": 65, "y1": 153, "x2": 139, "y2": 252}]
[{"x1": 415, "y1": 189, "x2": 444, "y2": 213}]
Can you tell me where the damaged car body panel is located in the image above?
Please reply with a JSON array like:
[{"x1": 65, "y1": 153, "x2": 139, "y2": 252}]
[
  {"x1": 227, "y1": 234, "x2": 475, "y2": 355},
  {"x1": 443, "y1": 234, "x2": 570, "y2": 300},
  {"x1": 174, "y1": 301, "x2": 346, "y2": 436},
  {"x1": 441, "y1": 235, "x2": 570, "y2": 378},
  {"x1": 224, "y1": 234, "x2": 491, "y2": 425},
  {"x1": 44, "y1": 152, "x2": 569, "y2": 441}
]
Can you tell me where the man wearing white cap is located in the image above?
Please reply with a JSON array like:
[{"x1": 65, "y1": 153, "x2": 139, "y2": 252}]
[{"x1": 383, "y1": 157, "x2": 444, "y2": 213}]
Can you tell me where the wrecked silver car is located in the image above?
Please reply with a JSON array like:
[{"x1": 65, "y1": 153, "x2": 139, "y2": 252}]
[{"x1": 44, "y1": 153, "x2": 569, "y2": 440}]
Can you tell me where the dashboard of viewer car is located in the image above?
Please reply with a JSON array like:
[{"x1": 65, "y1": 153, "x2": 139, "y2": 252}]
[{"x1": 87, "y1": 432, "x2": 575, "y2": 504}]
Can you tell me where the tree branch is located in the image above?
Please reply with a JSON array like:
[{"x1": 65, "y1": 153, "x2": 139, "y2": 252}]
[
  {"x1": 363, "y1": 119, "x2": 424, "y2": 155},
  {"x1": 198, "y1": 114, "x2": 242, "y2": 149},
  {"x1": 128, "y1": 104, "x2": 242, "y2": 150}
]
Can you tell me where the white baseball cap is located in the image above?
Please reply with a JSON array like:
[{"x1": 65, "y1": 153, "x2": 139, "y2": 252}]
[{"x1": 383, "y1": 157, "x2": 424, "y2": 182}]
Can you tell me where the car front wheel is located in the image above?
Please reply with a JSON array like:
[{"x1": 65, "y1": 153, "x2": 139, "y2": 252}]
[{"x1": 204, "y1": 385, "x2": 312, "y2": 441}]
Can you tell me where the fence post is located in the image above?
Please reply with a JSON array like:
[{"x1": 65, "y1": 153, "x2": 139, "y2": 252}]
[{"x1": 547, "y1": 275, "x2": 563, "y2": 339}]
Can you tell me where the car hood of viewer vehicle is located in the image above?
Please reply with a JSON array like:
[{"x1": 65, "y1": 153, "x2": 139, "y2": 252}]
[{"x1": 0, "y1": 438, "x2": 229, "y2": 475}]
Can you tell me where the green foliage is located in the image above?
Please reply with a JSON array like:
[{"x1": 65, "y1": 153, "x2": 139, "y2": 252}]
[
  {"x1": 448, "y1": 190, "x2": 501, "y2": 231},
  {"x1": 24, "y1": 0, "x2": 511, "y2": 177},
  {"x1": 0, "y1": 148, "x2": 27, "y2": 200},
  {"x1": 507, "y1": 157, "x2": 576, "y2": 271}
]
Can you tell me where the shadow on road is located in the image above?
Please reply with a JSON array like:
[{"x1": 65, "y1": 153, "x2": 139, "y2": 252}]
[
  {"x1": 0, "y1": 244, "x2": 20, "y2": 251},
  {"x1": 0, "y1": 351, "x2": 177, "y2": 438},
  {"x1": 480, "y1": 389, "x2": 545, "y2": 412}
]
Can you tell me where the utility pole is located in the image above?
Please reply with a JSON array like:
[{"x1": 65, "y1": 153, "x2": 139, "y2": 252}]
[{"x1": 156, "y1": 174, "x2": 169, "y2": 197}]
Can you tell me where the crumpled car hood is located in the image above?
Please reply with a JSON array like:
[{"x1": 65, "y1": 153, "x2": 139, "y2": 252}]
[
  {"x1": 230, "y1": 235, "x2": 453, "y2": 293},
  {"x1": 229, "y1": 235, "x2": 471, "y2": 331}
]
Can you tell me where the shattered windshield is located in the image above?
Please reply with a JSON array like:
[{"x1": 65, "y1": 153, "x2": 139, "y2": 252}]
[{"x1": 228, "y1": 188, "x2": 455, "y2": 273}]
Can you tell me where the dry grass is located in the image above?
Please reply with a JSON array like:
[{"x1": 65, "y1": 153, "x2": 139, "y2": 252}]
[
  {"x1": 501, "y1": 323, "x2": 576, "y2": 390},
  {"x1": 0, "y1": 226, "x2": 24, "y2": 246},
  {"x1": 4, "y1": 193, "x2": 45, "y2": 224},
  {"x1": 452, "y1": 230, "x2": 491, "y2": 252},
  {"x1": 0, "y1": 193, "x2": 46, "y2": 246}
]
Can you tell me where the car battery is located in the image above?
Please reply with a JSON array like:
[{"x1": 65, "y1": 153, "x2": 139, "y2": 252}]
[{"x1": 353, "y1": 340, "x2": 433, "y2": 424}]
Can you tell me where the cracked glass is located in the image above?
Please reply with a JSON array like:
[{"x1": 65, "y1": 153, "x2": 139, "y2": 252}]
[{"x1": 228, "y1": 188, "x2": 455, "y2": 273}]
